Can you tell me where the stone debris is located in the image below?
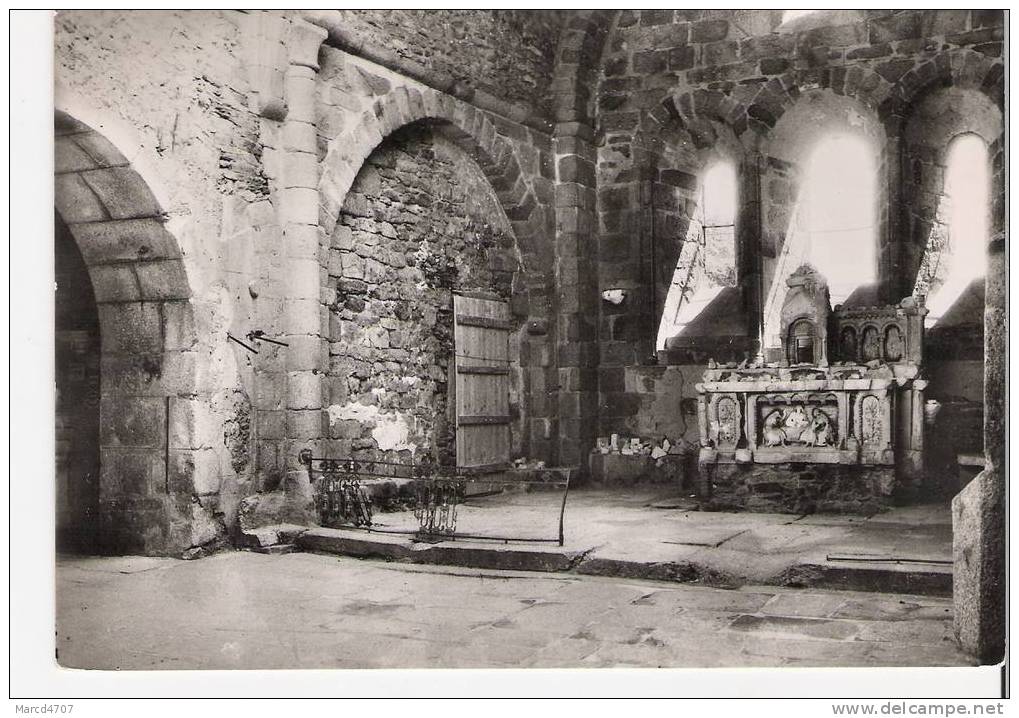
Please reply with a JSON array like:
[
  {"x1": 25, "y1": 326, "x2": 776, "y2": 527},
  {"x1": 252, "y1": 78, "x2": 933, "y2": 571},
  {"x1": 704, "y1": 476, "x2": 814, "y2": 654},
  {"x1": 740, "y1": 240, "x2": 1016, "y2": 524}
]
[{"x1": 594, "y1": 435, "x2": 693, "y2": 467}]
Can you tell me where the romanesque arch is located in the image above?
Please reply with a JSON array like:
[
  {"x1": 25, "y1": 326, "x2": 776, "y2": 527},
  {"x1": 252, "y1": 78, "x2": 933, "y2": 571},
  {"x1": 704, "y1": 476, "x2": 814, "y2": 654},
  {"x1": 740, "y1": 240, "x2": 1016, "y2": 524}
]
[
  {"x1": 317, "y1": 88, "x2": 561, "y2": 464},
  {"x1": 318, "y1": 86, "x2": 553, "y2": 277},
  {"x1": 757, "y1": 91, "x2": 887, "y2": 351},
  {"x1": 882, "y1": 47, "x2": 1004, "y2": 137},
  {"x1": 550, "y1": 9, "x2": 617, "y2": 126},
  {"x1": 55, "y1": 110, "x2": 212, "y2": 555}
]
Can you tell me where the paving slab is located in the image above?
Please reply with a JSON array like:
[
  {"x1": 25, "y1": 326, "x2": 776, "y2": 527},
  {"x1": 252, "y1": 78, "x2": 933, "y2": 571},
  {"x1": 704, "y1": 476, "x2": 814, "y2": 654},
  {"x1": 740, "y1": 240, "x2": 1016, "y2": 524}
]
[
  {"x1": 289, "y1": 489, "x2": 953, "y2": 596},
  {"x1": 56, "y1": 552, "x2": 973, "y2": 669}
]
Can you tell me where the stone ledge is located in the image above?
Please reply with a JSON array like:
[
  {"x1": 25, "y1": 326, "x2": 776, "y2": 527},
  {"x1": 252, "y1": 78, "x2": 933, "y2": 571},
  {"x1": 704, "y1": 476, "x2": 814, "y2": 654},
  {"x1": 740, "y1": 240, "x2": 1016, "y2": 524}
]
[
  {"x1": 774, "y1": 560, "x2": 952, "y2": 597},
  {"x1": 295, "y1": 524, "x2": 954, "y2": 599},
  {"x1": 297, "y1": 526, "x2": 582, "y2": 572},
  {"x1": 575, "y1": 556, "x2": 739, "y2": 588}
]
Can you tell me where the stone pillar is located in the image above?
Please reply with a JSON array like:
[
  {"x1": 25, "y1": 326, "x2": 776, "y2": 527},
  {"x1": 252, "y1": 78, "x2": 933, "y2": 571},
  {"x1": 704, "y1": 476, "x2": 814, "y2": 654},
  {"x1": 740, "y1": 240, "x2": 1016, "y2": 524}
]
[
  {"x1": 739, "y1": 153, "x2": 765, "y2": 356},
  {"x1": 280, "y1": 20, "x2": 328, "y2": 496},
  {"x1": 952, "y1": 227, "x2": 1006, "y2": 664},
  {"x1": 900, "y1": 378, "x2": 926, "y2": 487},
  {"x1": 553, "y1": 121, "x2": 600, "y2": 471},
  {"x1": 881, "y1": 134, "x2": 902, "y2": 304}
]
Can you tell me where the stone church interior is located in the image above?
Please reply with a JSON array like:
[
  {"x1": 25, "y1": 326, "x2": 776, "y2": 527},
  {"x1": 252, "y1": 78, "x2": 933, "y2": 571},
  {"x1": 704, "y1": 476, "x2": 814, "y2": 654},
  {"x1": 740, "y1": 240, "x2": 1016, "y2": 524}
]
[{"x1": 52, "y1": 9, "x2": 1005, "y2": 667}]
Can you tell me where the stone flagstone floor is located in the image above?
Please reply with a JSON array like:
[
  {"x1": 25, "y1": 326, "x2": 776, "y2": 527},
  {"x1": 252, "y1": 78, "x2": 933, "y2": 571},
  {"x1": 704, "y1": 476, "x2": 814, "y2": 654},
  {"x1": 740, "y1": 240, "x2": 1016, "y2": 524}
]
[{"x1": 56, "y1": 551, "x2": 972, "y2": 670}]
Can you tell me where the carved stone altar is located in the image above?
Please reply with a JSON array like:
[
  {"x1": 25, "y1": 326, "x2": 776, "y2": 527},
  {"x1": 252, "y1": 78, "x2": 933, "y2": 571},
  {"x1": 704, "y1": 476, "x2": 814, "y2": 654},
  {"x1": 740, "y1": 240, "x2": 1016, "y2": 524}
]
[{"x1": 696, "y1": 266, "x2": 928, "y2": 513}]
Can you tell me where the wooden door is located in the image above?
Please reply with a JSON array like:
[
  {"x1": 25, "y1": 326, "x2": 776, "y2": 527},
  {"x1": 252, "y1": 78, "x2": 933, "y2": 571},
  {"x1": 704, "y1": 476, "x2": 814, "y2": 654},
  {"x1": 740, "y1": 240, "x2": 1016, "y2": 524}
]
[{"x1": 453, "y1": 295, "x2": 512, "y2": 470}]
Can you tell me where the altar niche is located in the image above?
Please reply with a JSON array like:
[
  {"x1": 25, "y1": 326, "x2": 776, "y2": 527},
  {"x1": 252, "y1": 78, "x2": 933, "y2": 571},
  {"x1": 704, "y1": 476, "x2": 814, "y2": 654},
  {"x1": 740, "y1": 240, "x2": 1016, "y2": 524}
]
[{"x1": 695, "y1": 265, "x2": 929, "y2": 514}]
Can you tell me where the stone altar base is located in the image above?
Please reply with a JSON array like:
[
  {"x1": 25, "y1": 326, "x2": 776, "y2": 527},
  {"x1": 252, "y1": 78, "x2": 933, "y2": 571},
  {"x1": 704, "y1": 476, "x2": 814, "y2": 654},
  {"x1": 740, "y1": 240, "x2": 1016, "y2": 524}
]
[
  {"x1": 698, "y1": 462, "x2": 898, "y2": 515},
  {"x1": 588, "y1": 453, "x2": 688, "y2": 488}
]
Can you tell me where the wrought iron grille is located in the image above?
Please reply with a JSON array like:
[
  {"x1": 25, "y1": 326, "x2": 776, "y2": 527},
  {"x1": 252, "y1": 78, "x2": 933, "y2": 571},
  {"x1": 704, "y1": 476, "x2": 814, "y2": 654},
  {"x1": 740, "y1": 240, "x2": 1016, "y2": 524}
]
[
  {"x1": 298, "y1": 450, "x2": 569, "y2": 545},
  {"x1": 318, "y1": 473, "x2": 373, "y2": 528}
]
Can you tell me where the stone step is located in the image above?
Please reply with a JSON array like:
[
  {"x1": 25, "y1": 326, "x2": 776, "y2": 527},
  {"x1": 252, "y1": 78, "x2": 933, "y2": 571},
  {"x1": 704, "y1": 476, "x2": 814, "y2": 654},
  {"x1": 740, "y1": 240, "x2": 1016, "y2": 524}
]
[
  {"x1": 251, "y1": 543, "x2": 297, "y2": 555},
  {"x1": 774, "y1": 559, "x2": 952, "y2": 597},
  {"x1": 296, "y1": 526, "x2": 953, "y2": 598},
  {"x1": 239, "y1": 523, "x2": 310, "y2": 549},
  {"x1": 298, "y1": 526, "x2": 581, "y2": 573}
]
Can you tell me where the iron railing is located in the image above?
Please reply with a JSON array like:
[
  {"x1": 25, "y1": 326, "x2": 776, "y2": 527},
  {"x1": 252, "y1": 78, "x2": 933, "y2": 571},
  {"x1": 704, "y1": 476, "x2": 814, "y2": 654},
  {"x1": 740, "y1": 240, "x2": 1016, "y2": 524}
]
[{"x1": 298, "y1": 450, "x2": 570, "y2": 545}]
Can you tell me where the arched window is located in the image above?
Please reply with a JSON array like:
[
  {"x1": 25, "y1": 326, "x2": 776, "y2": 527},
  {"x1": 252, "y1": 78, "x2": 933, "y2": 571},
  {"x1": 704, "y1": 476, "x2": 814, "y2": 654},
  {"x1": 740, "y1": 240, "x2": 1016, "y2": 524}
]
[
  {"x1": 921, "y1": 133, "x2": 989, "y2": 328},
  {"x1": 657, "y1": 160, "x2": 738, "y2": 350},
  {"x1": 762, "y1": 132, "x2": 878, "y2": 351},
  {"x1": 799, "y1": 134, "x2": 877, "y2": 305}
]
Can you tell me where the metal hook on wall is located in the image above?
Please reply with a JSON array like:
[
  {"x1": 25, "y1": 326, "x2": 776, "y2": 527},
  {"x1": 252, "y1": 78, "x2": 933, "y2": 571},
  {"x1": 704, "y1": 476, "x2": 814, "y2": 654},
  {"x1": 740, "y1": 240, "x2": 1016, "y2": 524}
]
[
  {"x1": 226, "y1": 332, "x2": 259, "y2": 354},
  {"x1": 246, "y1": 329, "x2": 289, "y2": 347}
]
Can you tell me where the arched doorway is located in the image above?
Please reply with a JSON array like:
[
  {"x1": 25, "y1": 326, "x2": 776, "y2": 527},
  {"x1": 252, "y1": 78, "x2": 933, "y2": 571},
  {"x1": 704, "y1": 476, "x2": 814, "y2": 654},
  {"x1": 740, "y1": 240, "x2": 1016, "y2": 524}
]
[
  {"x1": 55, "y1": 109, "x2": 207, "y2": 555},
  {"x1": 55, "y1": 212, "x2": 100, "y2": 553},
  {"x1": 325, "y1": 121, "x2": 524, "y2": 468}
]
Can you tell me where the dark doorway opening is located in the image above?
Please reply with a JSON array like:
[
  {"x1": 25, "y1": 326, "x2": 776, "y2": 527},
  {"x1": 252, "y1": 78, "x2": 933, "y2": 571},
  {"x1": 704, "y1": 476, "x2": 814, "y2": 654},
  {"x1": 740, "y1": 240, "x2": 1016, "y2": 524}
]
[{"x1": 55, "y1": 212, "x2": 100, "y2": 554}]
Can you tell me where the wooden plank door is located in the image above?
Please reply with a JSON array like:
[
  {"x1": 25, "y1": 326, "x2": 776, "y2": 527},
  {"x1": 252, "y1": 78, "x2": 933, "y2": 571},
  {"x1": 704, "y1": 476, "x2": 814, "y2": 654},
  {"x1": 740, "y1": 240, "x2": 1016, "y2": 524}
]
[{"x1": 453, "y1": 294, "x2": 512, "y2": 470}]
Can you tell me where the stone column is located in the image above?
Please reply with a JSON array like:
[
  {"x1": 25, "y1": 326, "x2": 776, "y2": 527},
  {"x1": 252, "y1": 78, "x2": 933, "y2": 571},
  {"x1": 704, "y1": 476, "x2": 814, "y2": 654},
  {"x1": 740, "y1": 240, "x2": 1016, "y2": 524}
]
[
  {"x1": 739, "y1": 153, "x2": 765, "y2": 357},
  {"x1": 901, "y1": 378, "x2": 926, "y2": 487},
  {"x1": 280, "y1": 20, "x2": 328, "y2": 497},
  {"x1": 881, "y1": 134, "x2": 902, "y2": 304},
  {"x1": 553, "y1": 121, "x2": 600, "y2": 470},
  {"x1": 952, "y1": 226, "x2": 1006, "y2": 664}
]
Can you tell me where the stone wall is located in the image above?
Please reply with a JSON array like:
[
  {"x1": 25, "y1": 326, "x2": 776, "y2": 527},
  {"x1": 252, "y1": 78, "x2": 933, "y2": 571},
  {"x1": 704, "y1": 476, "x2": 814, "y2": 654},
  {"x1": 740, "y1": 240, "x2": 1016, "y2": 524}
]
[
  {"x1": 325, "y1": 125, "x2": 524, "y2": 465},
  {"x1": 55, "y1": 10, "x2": 267, "y2": 554},
  {"x1": 54, "y1": 9, "x2": 564, "y2": 553},
  {"x1": 564, "y1": 8, "x2": 1004, "y2": 450},
  {"x1": 330, "y1": 10, "x2": 564, "y2": 117},
  {"x1": 598, "y1": 364, "x2": 701, "y2": 444},
  {"x1": 315, "y1": 39, "x2": 560, "y2": 468}
]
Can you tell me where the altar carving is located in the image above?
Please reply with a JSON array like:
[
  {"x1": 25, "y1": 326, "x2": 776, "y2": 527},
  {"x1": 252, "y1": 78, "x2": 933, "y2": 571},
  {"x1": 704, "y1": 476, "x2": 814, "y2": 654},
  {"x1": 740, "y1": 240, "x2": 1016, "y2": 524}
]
[
  {"x1": 695, "y1": 266, "x2": 930, "y2": 511},
  {"x1": 832, "y1": 296, "x2": 926, "y2": 366},
  {"x1": 696, "y1": 365, "x2": 895, "y2": 466},
  {"x1": 762, "y1": 404, "x2": 835, "y2": 447}
]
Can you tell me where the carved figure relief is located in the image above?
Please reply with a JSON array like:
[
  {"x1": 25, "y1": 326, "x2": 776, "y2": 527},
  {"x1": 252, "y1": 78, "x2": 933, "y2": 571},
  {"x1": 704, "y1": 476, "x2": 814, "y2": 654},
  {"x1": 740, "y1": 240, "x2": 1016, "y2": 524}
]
[
  {"x1": 760, "y1": 404, "x2": 838, "y2": 448},
  {"x1": 861, "y1": 326, "x2": 881, "y2": 362},
  {"x1": 861, "y1": 395, "x2": 882, "y2": 444},
  {"x1": 783, "y1": 405, "x2": 809, "y2": 436},
  {"x1": 803, "y1": 408, "x2": 835, "y2": 447},
  {"x1": 884, "y1": 325, "x2": 903, "y2": 362},
  {"x1": 840, "y1": 326, "x2": 857, "y2": 362},
  {"x1": 762, "y1": 409, "x2": 787, "y2": 446},
  {"x1": 715, "y1": 397, "x2": 739, "y2": 446}
]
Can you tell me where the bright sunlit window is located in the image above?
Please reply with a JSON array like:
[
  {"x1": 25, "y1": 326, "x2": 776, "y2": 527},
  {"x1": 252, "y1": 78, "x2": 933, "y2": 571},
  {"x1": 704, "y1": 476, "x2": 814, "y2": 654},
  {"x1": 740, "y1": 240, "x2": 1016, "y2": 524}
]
[
  {"x1": 657, "y1": 160, "x2": 738, "y2": 350},
  {"x1": 800, "y1": 134, "x2": 877, "y2": 305},
  {"x1": 763, "y1": 133, "x2": 877, "y2": 348},
  {"x1": 923, "y1": 134, "x2": 990, "y2": 327}
]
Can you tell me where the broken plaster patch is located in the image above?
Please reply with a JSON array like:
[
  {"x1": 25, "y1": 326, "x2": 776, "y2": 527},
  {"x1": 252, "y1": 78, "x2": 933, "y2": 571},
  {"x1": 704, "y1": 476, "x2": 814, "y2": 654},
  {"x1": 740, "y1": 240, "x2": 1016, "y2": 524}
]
[{"x1": 326, "y1": 401, "x2": 417, "y2": 452}]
